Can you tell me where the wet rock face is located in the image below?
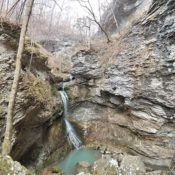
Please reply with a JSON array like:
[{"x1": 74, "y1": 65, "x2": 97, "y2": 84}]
[
  {"x1": 0, "y1": 24, "x2": 63, "y2": 166},
  {"x1": 69, "y1": 0, "x2": 175, "y2": 172}
]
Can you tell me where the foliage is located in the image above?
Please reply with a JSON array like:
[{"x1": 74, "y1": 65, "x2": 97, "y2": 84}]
[
  {"x1": 51, "y1": 84, "x2": 58, "y2": 96},
  {"x1": 23, "y1": 73, "x2": 52, "y2": 105},
  {"x1": 52, "y1": 166, "x2": 62, "y2": 174}
]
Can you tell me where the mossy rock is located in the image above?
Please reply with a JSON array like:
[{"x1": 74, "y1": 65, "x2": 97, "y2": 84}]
[
  {"x1": 22, "y1": 73, "x2": 52, "y2": 105},
  {"x1": 52, "y1": 166, "x2": 62, "y2": 173},
  {"x1": 0, "y1": 20, "x2": 52, "y2": 72},
  {"x1": 51, "y1": 84, "x2": 58, "y2": 96},
  {"x1": 0, "y1": 106, "x2": 3, "y2": 113},
  {"x1": 0, "y1": 155, "x2": 32, "y2": 175}
]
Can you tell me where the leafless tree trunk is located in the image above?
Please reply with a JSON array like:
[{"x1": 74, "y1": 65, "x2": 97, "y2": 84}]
[
  {"x1": 6, "y1": 0, "x2": 21, "y2": 17},
  {"x1": 106, "y1": 0, "x2": 119, "y2": 30},
  {"x1": 6, "y1": 0, "x2": 10, "y2": 14},
  {"x1": 53, "y1": 0, "x2": 66, "y2": 28},
  {"x1": 2, "y1": 0, "x2": 34, "y2": 155},
  {"x1": 48, "y1": 1, "x2": 56, "y2": 36},
  {"x1": 16, "y1": 0, "x2": 27, "y2": 22},
  {"x1": 97, "y1": 0, "x2": 101, "y2": 21},
  {"x1": 87, "y1": 19, "x2": 91, "y2": 49}
]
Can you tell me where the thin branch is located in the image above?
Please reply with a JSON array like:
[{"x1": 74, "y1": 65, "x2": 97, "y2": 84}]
[
  {"x1": 6, "y1": 0, "x2": 21, "y2": 17},
  {"x1": 77, "y1": 0, "x2": 111, "y2": 43}
]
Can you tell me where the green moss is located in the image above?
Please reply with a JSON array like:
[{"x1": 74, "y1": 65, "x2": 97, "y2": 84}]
[
  {"x1": 51, "y1": 85, "x2": 58, "y2": 96},
  {"x1": 0, "y1": 157, "x2": 11, "y2": 174},
  {"x1": 0, "y1": 155, "x2": 32, "y2": 175},
  {"x1": 0, "y1": 106, "x2": 4, "y2": 113},
  {"x1": 52, "y1": 166, "x2": 62, "y2": 173}
]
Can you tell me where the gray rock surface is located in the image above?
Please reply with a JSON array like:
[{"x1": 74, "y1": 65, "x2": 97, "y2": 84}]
[
  {"x1": 93, "y1": 157, "x2": 120, "y2": 175},
  {"x1": 0, "y1": 22, "x2": 64, "y2": 169},
  {"x1": 120, "y1": 155, "x2": 146, "y2": 175},
  {"x1": 67, "y1": 0, "x2": 175, "y2": 172}
]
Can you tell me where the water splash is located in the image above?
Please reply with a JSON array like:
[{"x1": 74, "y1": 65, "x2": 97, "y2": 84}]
[{"x1": 59, "y1": 89, "x2": 82, "y2": 149}]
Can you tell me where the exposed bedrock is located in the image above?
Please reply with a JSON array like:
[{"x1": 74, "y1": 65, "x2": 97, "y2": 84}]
[
  {"x1": 65, "y1": 0, "x2": 175, "y2": 171},
  {"x1": 0, "y1": 22, "x2": 67, "y2": 169}
]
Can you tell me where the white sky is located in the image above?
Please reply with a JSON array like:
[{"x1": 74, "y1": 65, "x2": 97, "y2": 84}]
[{"x1": 57, "y1": 0, "x2": 107, "y2": 23}]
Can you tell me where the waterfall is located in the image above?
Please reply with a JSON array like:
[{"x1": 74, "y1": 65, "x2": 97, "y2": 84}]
[
  {"x1": 59, "y1": 89, "x2": 82, "y2": 149},
  {"x1": 60, "y1": 91, "x2": 68, "y2": 116}
]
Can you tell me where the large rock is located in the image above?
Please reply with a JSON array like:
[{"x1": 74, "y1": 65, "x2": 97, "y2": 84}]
[
  {"x1": 76, "y1": 161, "x2": 91, "y2": 174},
  {"x1": 120, "y1": 155, "x2": 146, "y2": 175},
  {"x1": 93, "y1": 158, "x2": 120, "y2": 175},
  {"x1": 102, "y1": 0, "x2": 152, "y2": 33},
  {"x1": 0, "y1": 155, "x2": 32, "y2": 175},
  {"x1": 71, "y1": 50, "x2": 104, "y2": 79},
  {"x1": 0, "y1": 21, "x2": 64, "y2": 169}
]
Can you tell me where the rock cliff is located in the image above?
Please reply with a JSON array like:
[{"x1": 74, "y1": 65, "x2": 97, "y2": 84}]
[
  {"x1": 64, "y1": 0, "x2": 175, "y2": 172},
  {"x1": 1, "y1": 0, "x2": 175, "y2": 174},
  {"x1": 0, "y1": 21, "x2": 66, "y2": 169}
]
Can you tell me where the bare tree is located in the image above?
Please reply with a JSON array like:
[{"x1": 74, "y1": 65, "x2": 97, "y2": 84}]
[
  {"x1": 5, "y1": 0, "x2": 22, "y2": 17},
  {"x1": 16, "y1": 0, "x2": 27, "y2": 22},
  {"x1": 77, "y1": 0, "x2": 111, "y2": 43},
  {"x1": 2, "y1": 0, "x2": 34, "y2": 155}
]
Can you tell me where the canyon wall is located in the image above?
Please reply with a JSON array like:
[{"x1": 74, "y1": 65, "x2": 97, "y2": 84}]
[
  {"x1": 65, "y1": 0, "x2": 175, "y2": 171},
  {"x1": 0, "y1": 22, "x2": 67, "y2": 169}
]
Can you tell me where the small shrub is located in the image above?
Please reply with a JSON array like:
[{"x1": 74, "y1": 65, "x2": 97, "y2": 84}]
[
  {"x1": 52, "y1": 166, "x2": 62, "y2": 173},
  {"x1": 23, "y1": 73, "x2": 52, "y2": 105}
]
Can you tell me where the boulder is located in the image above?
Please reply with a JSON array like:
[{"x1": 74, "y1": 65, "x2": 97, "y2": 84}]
[
  {"x1": 0, "y1": 155, "x2": 32, "y2": 175},
  {"x1": 120, "y1": 155, "x2": 146, "y2": 175},
  {"x1": 93, "y1": 158, "x2": 120, "y2": 175},
  {"x1": 76, "y1": 161, "x2": 91, "y2": 174}
]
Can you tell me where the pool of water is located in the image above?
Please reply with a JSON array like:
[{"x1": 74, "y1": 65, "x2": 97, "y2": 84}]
[{"x1": 58, "y1": 148, "x2": 101, "y2": 175}]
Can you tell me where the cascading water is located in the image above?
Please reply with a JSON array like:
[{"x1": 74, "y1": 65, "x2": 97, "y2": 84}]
[{"x1": 59, "y1": 89, "x2": 82, "y2": 149}]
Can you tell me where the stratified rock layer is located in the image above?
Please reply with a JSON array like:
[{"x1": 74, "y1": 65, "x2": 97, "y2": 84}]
[
  {"x1": 68, "y1": 0, "x2": 175, "y2": 172},
  {"x1": 0, "y1": 21, "x2": 64, "y2": 167}
]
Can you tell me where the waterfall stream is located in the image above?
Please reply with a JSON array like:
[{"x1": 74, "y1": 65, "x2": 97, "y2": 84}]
[{"x1": 59, "y1": 90, "x2": 82, "y2": 149}]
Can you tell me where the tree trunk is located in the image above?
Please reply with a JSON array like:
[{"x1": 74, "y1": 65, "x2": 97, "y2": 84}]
[
  {"x1": 2, "y1": 0, "x2": 34, "y2": 155},
  {"x1": 96, "y1": 20, "x2": 111, "y2": 43}
]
